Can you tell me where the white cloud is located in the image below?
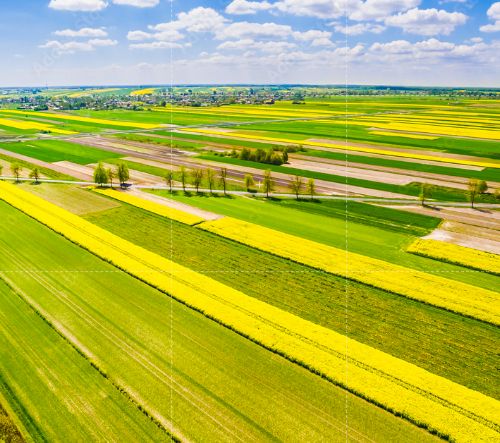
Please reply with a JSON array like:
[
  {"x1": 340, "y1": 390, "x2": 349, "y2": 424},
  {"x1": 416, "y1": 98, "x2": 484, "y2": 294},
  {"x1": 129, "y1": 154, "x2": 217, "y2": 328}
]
[
  {"x1": 334, "y1": 23, "x2": 386, "y2": 35},
  {"x1": 274, "y1": 0, "x2": 348, "y2": 19},
  {"x1": 127, "y1": 30, "x2": 154, "y2": 41},
  {"x1": 226, "y1": 0, "x2": 273, "y2": 14},
  {"x1": 112, "y1": 0, "x2": 159, "y2": 6},
  {"x1": 54, "y1": 27, "x2": 108, "y2": 38},
  {"x1": 217, "y1": 39, "x2": 297, "y2": 53},
  {"x1": 480, "y1": 2, "x2": 500, "y2": 32},
  {"x1": 152, "y1": 7, "x2": 228, "y2": 33},
  {"x1": 39, "y1": 38, "x2": 116, "y2": 54},
  {"x1": 48, "y1": 0, "x2": 108, "y2": 11},
  {"x1": 385, "y1": 8, "x2": 467, "y2": 35},
  {"x1": 215, "y1": 21, "x2": 293, "y2": 40},
  {"x1": 129, "y1": 41, "x2": 184, "y2": 50},
  {"x1": 350, "y1": 0, "x2": 420, "y2": 21}
]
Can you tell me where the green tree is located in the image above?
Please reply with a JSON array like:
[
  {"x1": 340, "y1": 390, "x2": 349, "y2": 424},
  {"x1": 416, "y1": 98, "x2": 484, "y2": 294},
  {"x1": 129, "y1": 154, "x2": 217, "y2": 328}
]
[
  {"x1": 289, "y1": 175, "x2": 303, "y2": 200},
  {"x1": 107, "y1": 168, "x2": 115, "y2": 189},
  {"x1": 262, "y1": 170, "x2": 274, "y2": 197},
  {"x1": 219, "y1": 167, "x2": 228, "y2": 195},
  {"x1": 179, "y1": 166, "x2": 188, "y2": 192},
  {"x1": 116, "y1": 162, "x2": 130, "y2": 188},
  {"x1": 164, "y1": 170, "x2": 174, "y2": 192},
  {"x1": 10, "y1": 163, "x2": 21, "y2": 182},
  {"x1": 306, "y1": 178, "x2": 316, "y2": 200},
  {"x1": 467, "y1": 178, "x2": 479, "y2": 208},
  {"x1": 282, "y1": 148, "x2": 289, "y2": 164},
  {"x1": 419, "y1": 183, "x2": 433, "y2": 207},
  {"x1": 191, "y1": 168, "x2": 204, "y2": 193},
  {"x1": 477, "y1": 180, "x2": 488, "y2": 194},
  {"x1": 244, "y1": 173, "x2": 254, "y2": 192},
  {"x1": 206, "y1": 168, "x2": 216, "y2": 194},
  {"x1": 93, "y1": 162, "x2": 108, "y2": 187},
  {"x1": 29, "y1": 167, "x2": 40, "y2": 184}
]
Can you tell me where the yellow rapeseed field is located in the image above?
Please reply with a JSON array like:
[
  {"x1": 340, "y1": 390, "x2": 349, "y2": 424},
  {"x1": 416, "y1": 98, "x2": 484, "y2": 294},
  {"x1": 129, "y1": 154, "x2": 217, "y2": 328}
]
[
  {"x1": 0, "y1": 110, "x2": 160, "y2": 130},
  {"x1": 198, "y1": 217, "x2": 500, "y2": 325},
  {"x1": 369, "y1": 131, "x2": 438, "y2": 140},
  {"x1": 0, "y1": 181, "x2": 499, "y2": 442},
  {"x1": 408, "y1": 239, "x2": 500, "y2": 276},
  {"x1": 130, "y1": 88, "x2": 156, "y2": 96},
  {"x1": 182, "y1": 128, "x2": 500, "y2": 168},
  {"x1": 93, "y1": 188, "x2": 204, "y2": 225},
  {"x1": 68, "y1": 88, "x2": 120, "y2": 98},
  {"x1": 0, "y1": 118, "x2": 75, "y2": 134}
]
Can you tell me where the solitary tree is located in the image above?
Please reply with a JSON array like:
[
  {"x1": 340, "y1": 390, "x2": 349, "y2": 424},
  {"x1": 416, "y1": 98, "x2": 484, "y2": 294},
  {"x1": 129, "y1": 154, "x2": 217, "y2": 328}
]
[
  {"x1": 419, "y1": 183, "x2": 433, "y2": 207},
  {"x1": 10, "y1": 163, "x2": 21, "y2": 182},
  {"x1": 116, "y1": 162, "x2": 130, "y2": 188},
  {"x1": 468, "y1": 178, "x2": 480, "y2": 208},
  {"x1": 206, "y1": 168, "x2": 216, "y2": 194},
  {"x1": 164, "y1": 170, "x2": 174, "y2": 192},
  {"x1": 29, "y1": 167, "x2": 40, "y2": 184},
  {"x1": 179, "y1": 166, "x2": 188, "y2": 192},
  {"x1": 289, "y1": 175, "x2": 304, "y2": 200},
  {"x1": 262, "y1": 169, "x2": 274, "y2": 197},
  {"x1": 306, "y1": 178, "x2": 316, "y2": 200},
  {"x1": 93, "y1": 162, "x2": 108, "y2": 187},
  {"x1": 219, "y1": 167, "x2": 228, "y2": 195},
  {"x1": 107, "y1": 168, "x2": 115, "y2": 189},
  {"x1": 244, "y1": 173, "x2": 254, "y2": 192},
  {"x1": 191, "y1": 168, "x2": 204, "y2": 193}
]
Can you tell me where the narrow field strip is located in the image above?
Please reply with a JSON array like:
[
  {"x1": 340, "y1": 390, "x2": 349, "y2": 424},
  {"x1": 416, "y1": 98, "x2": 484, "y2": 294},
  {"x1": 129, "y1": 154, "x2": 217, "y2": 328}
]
[
  {"x1": 180, "y1": 129, "x2": 500, "y2": 169},
  {"x1": 0, "y1": 118, "x2": 75, "y2": 134},
  {"x1": 198, "y1": 217, "x2": 499, "y2": 326},
  {"x1": 407, "y1": 239, "x2": 500, "y2": 276},
  {"x1": 93, "y1": 188, "x2": 204, "y2": 225},
  {"x1": 0, "y1": 182, "x2": 499, "y2": 442},
  {"x1": 0, "y1": 279, "x2": 169, "y2": 442},
  {"x1": 0, "y1": 109, "x2": 160, "y2": 130}
]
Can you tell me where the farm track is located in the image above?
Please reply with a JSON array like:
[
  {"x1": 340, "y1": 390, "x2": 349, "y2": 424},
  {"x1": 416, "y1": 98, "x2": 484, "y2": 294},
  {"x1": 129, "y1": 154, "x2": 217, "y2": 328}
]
[{"x1": 0, "y1": 183, "x2": 498, "y2": 442}]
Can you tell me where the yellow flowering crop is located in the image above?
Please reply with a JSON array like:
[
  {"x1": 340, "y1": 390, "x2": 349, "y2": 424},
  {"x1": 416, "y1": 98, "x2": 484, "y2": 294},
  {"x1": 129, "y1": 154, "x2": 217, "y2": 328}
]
[
  {"x1": 198, "y1": 217, "x2": 500, "y2": 325},
  {"x1": 130, "y1": 88, "x2": 156, "y2": 96},
  {"x1": 0, "y1": 110, "x2": 160, "y2": 130},
  {"x1": 0, "y1": 181, "x2": 499, "y2": 442},
  {"x1": 408, "y1": 239, "x2": 500, "y2": 276},
  {"x1": 182, "y1": 128, "x2": 500, "y2": 168},
  {"x1": 0, "y1": 118, "x2": 75, "y2": 134},
  {"x1": 68, "y1": 88, "x2": 120, "y2": 98},
  {"x1": 93, "y1": 188, "x2": 204, "y2": 225},
  {"x1": 369, "y1": 131, "x2": 438, "y2": 140}
]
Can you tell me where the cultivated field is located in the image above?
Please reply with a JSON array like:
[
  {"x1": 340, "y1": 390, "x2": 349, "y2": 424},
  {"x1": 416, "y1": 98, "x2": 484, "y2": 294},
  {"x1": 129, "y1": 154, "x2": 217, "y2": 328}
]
[{"x1": 0, "y1": 92, "x2": 498, "y2": 442}]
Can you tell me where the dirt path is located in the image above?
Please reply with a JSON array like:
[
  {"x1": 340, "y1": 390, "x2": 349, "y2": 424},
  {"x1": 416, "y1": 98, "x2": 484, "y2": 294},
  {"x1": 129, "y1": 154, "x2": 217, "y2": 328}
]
[
  {"x1": 423, "y1": 228, "x2": 500, "y2": 254},
  {"x1": 128, "y1": 189, "x2": 222, "y2": 221}
]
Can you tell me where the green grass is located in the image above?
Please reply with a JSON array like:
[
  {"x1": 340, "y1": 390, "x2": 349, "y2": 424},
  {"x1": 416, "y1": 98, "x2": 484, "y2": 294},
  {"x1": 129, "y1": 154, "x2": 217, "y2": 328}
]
[
  {"x1": 111, "y1": 133, "x2": 204, "y2": 150},
  {"x1": 85, "y1": 201, "x2": 499, "y2": 399},
  {"x1": 197, "y1": 154, "x2": 498, "y2": 203},
  {"x1": 158, "y1": 192, "x2": 498, "y2": 291},
  {"x1": 0, "y1": 140, "x2": 122, "y2": 165},
  {"x1": 0, "y1": 200, "x2": 438, "y2": 442},
  {"x1": 0, "y1": 278, "x2": 169, "y2": 442}
]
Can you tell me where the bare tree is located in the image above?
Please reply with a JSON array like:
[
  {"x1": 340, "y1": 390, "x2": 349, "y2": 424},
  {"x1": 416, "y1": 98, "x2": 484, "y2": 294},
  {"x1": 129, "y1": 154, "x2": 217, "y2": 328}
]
[
  {"x1": 206, "y1": 168, "x2": 216, "y2": 194},
  {"x1": 179, "y1": 166, "x2": 188, "y2": 192},
  {"x1": 468, "y1": 178, "x2": 479, "y2": 208},
  {"x1": 29, "y1": 167, "x2": 40, "y2": 184},
  {"x1": 289, "y1": 175, "x2": 303, "y2": 200},
  {"x1": 164, "y1": 170, "x2": 174, "y2": 192},
  {"x1": 10, "y1": 163, "x2": 21, "y2": 182},
  {"x1": 191, "y1": 168, "x2": 204, "y2": 193},
  {"x1": 219, "y1": 167, "x2": 228, "y2": 195},
  {"x1": 419, "y1": 183, "x2": 432, "y2": 207},
  {"x1": 107, "y1": 168, "x2": 115, "y2": 189},
  {"x1": 306, "y1": 178, "x2": 316, "y2": 200}
]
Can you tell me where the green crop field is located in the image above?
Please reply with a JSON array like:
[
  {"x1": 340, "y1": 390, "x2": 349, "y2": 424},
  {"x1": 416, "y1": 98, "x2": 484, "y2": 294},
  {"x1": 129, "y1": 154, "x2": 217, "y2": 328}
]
[
  {"x1": 0, "y1": 200, "x2": 439, "y2": 442},
  {"x1": 84, "y1": 199, "x2": 499, "y2": 399}
]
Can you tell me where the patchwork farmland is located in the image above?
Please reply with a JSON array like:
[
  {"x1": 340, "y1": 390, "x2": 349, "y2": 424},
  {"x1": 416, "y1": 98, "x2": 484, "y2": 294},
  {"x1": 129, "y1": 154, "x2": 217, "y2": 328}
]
[{"x1": 0, "y1": 89, "x2": 499, "y2": 442}]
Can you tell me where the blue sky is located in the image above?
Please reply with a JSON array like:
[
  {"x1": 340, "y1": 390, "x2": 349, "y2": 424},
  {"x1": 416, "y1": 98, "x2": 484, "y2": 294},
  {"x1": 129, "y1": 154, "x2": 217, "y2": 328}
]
[{"x1": 0, "y1": 0, "x2": 498, "y2": 87}]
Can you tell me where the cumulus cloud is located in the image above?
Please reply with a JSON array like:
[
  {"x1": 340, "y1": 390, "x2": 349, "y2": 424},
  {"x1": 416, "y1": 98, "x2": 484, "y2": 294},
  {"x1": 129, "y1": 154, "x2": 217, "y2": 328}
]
[
  {"x1": 334, "y1": 23, "x2": 386, "y2": 35},
  {"x1": 217, "y1": 39, "x2": 297, "y2": 53},
  {"x1": 350, "y1": 0, "x2": 420, "y2": 21},
  {"x1": 226, "y1": 0, "x2": 273, "y2": 14},
  {"x1": 385, "y1": 8, "x2": 467, "y2": 35},
  {"x1": 480, "y1": 2, "x2": 500, "y2": 32},
  {"x1": 152, "y1": 7, "x2": 228, "y2": 33},
  {"x1": 48, "y1": 0, "x2": 108, "y2": 11},
  {"x1": 112, "y1": 0, "x2": 159, "y2": 6},
  {"x1": 39, "y1": 38, "x2": 117, "y2": 54},
  {"x1": 54, "y1": 27, "x2": 108, "y2": 38},
  {"x1": 129, "y1": 41, "x2": 185, "y2": 50}
]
